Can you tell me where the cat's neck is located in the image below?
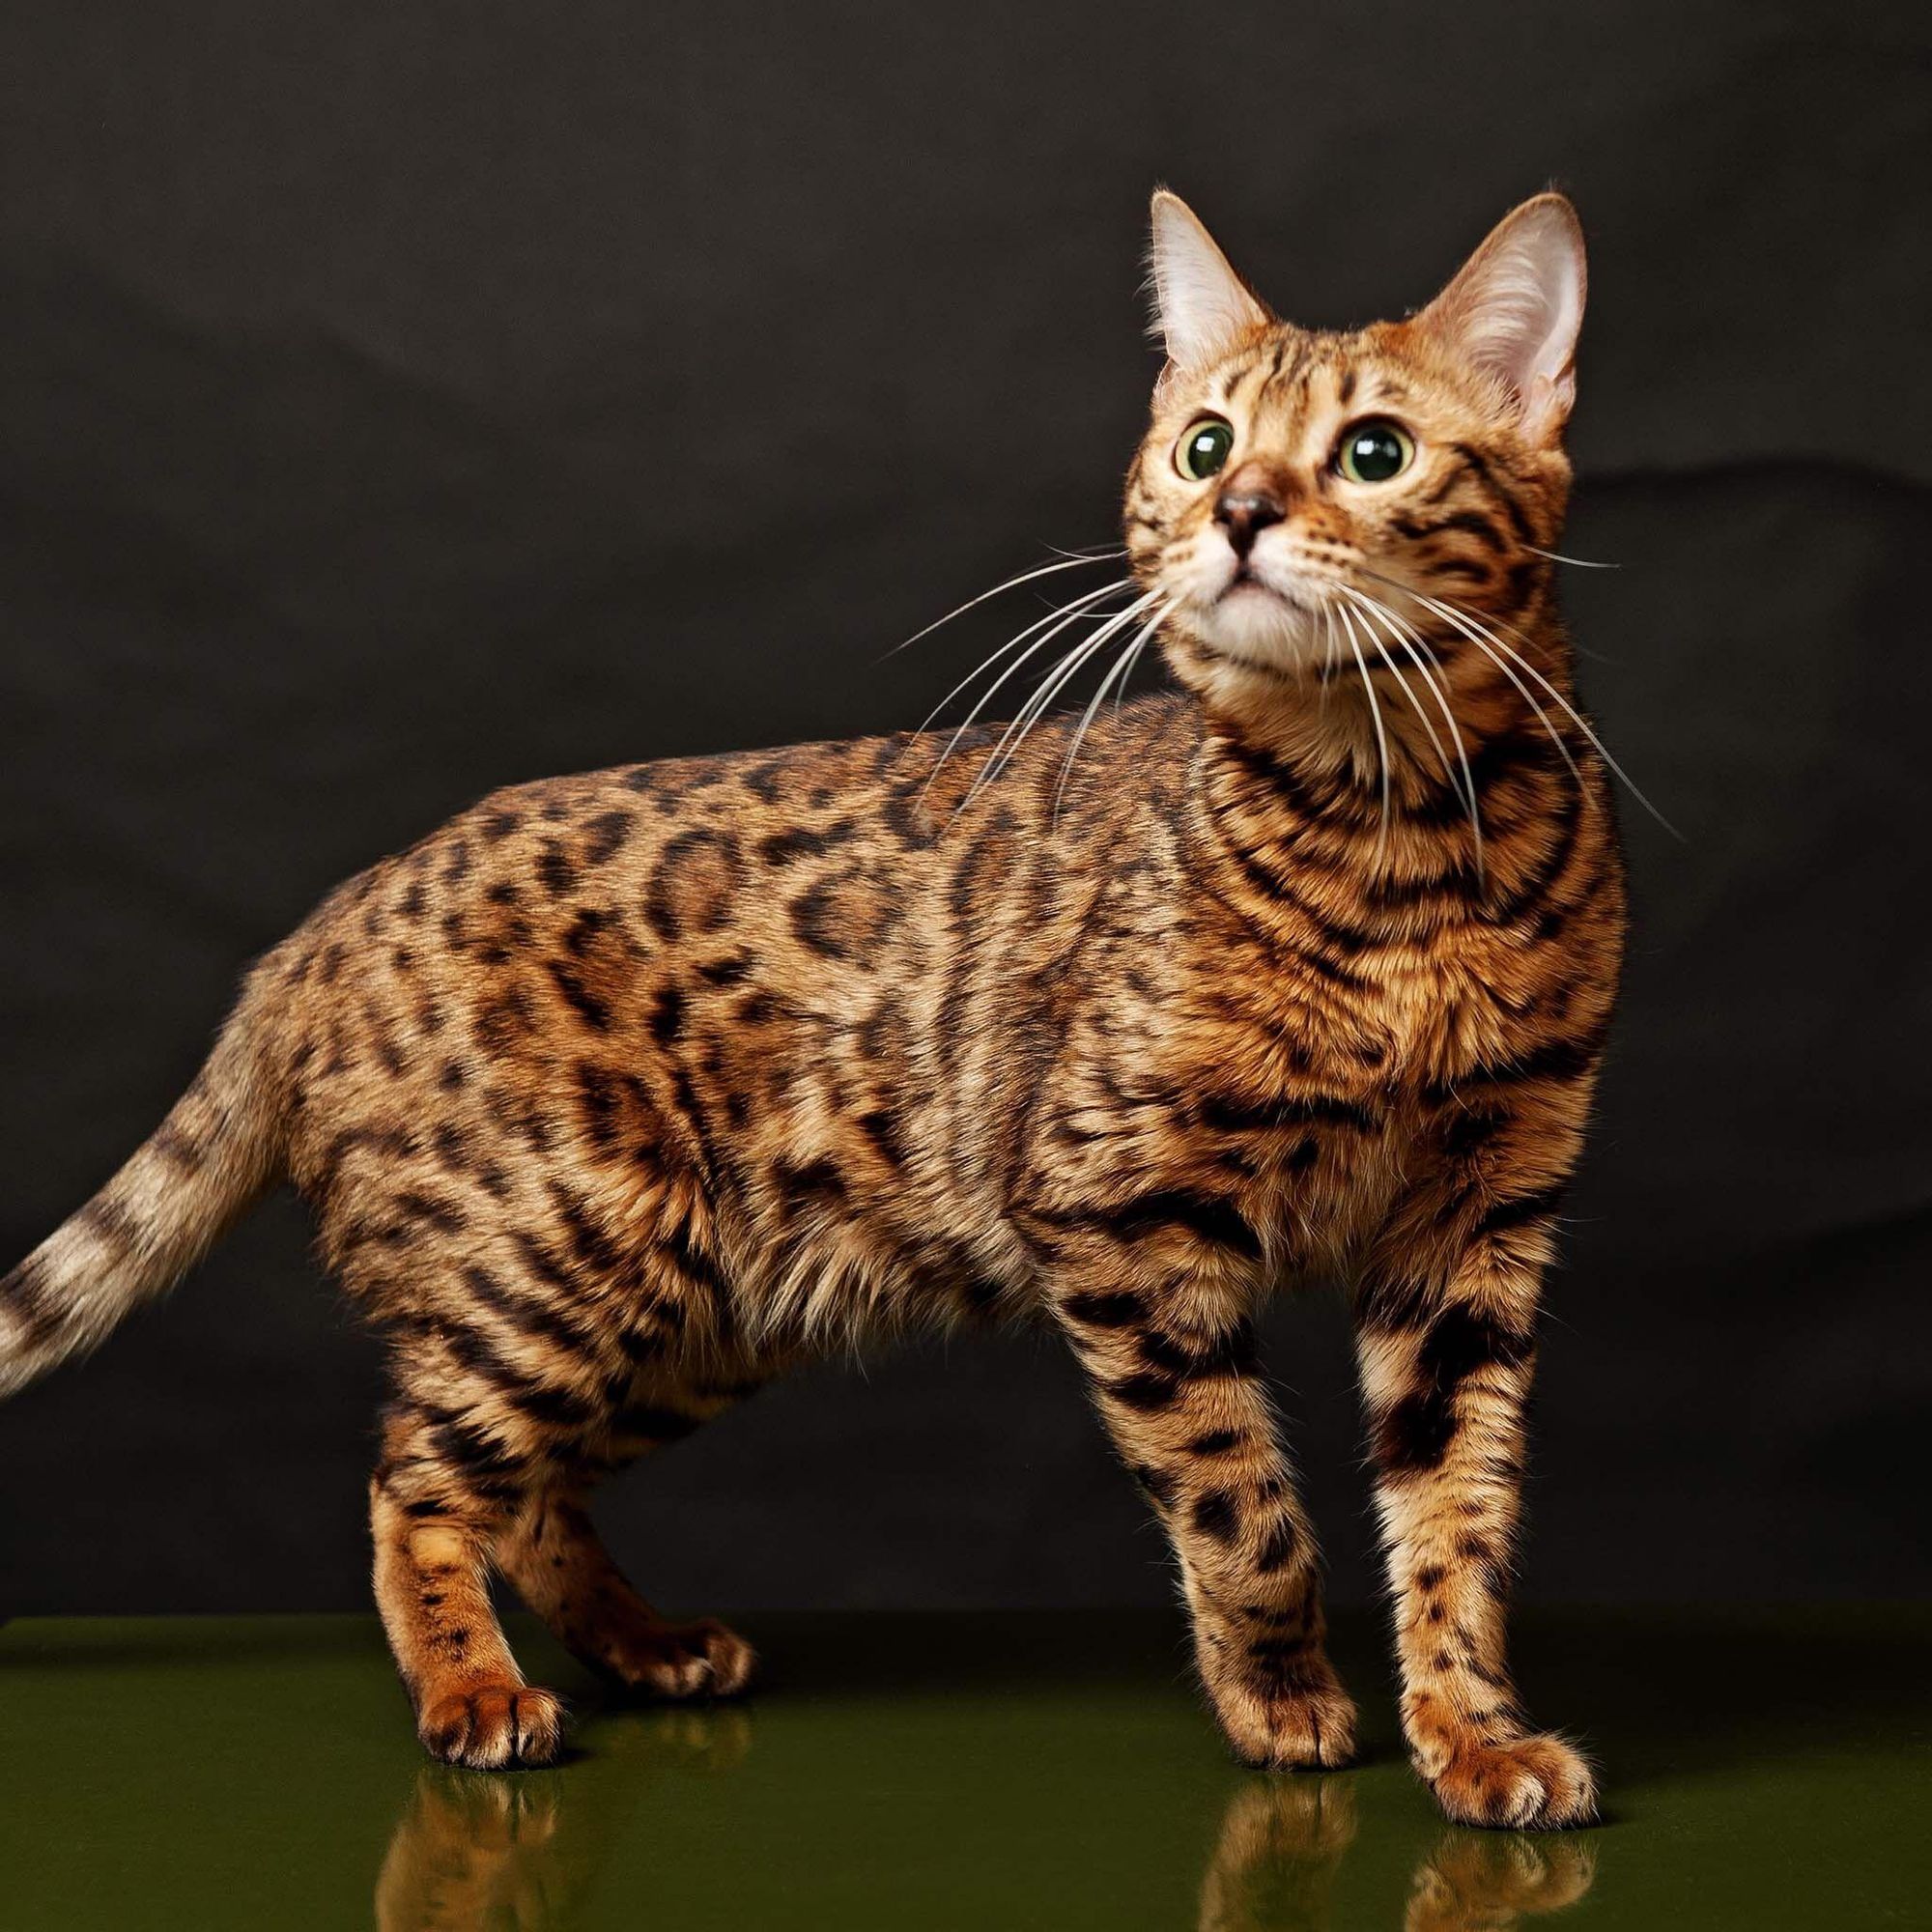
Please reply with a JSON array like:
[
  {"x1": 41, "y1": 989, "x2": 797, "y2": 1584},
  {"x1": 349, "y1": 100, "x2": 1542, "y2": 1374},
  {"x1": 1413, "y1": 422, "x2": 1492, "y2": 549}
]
[{"x1": 1174, "y1": 612, "x2": 1587, "y2": 927}]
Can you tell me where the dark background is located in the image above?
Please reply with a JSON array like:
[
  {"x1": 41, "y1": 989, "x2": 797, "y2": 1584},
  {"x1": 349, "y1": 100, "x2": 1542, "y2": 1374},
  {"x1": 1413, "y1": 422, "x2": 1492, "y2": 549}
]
[{"x1": 1, "y1": 3, "x2": 1926, "y2": 1617}]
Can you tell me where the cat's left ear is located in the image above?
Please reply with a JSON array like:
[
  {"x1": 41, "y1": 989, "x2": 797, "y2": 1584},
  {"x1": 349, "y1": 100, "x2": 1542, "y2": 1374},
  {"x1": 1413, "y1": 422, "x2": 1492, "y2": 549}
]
[{"x1": 1414, "y1": 194, "x2": 1586, "y2": 442}]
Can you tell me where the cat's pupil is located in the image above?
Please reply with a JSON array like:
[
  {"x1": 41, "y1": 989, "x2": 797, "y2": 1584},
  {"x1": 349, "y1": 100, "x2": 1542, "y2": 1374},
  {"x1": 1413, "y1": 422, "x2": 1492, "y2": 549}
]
[
  {"x1": 1346, "y1": 425, "x2": 1406, "y2": 481},
  {"x1": 1183, "y1": 422, "x2": 1233, "y2": 478}
]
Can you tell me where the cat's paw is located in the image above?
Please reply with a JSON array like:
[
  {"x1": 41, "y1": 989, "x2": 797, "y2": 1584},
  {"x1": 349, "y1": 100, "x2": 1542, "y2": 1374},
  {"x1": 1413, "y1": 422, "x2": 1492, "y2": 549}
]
[
  {"x1": 1423, "y1": 1732, "x2": 1597, "y2": 1831},
  {"x1": 605, "y1": 1617, "x2": 758, "y2": 1700},
  {"x1": 417, "y1": 1682, "x2": 567, "y2": 1771},
  {"x1": 1214, "y1": 1672, "x2": 1359, "y2": 1770}
]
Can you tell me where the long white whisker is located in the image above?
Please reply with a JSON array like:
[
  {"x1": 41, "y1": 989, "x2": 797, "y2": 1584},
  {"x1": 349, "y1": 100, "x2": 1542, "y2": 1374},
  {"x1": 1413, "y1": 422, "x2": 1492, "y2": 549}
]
[
  {"x1": 1341, "y1": 591, "x2": 1459, "y2": 793},
  {"x1": 1112, "y1": 604, "x2": 1166, "y2": 721},
  {"x1": 921, "y1": 581, "x2": 1134, "y2": 793},
  {"x1": 883, "y1": 549, "x2": 1125, "y2": 661},
  {"x1": 1528, "y1": 545, "x2": 1620, "y2": 569},
  {"x1": 956, "y1": 589, "x2": 1165, "y2": 818},
  {"x1": 1372, "y1": 573, "x2": 1679, "y2": 837},
  {"x1": 1056, "y1": 602, "x2": 1171, "y2": 822},
  {"x1": 960, "y1": 639, "x2": 1112, "y2": 820},
  {"x1": 1352, "y1": 587, "x2": 1484, "y2": 846},
  {"x1": 1357, "y1": 570, "x2": 1583, "y2": 789},
  {"x1": 1345, "y1": 587, "x2": 1492, "y2": 885},
  {"x1": 1335, "y1": 602, "x2": 1392, "y2": 869},
  {"x1": 919, "y1": 578, "x2": 1130, "y2": 735},
  {"x1": 979, "y1": 592, "x2": 1159, "y2": 782}
]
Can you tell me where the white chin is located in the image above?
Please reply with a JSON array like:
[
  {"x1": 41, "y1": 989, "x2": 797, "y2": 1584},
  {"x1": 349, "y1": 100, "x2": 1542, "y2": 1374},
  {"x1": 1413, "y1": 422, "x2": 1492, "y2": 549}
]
[{"x1": 1194, "y1": 583, "x2": 1324, "y2": 676}]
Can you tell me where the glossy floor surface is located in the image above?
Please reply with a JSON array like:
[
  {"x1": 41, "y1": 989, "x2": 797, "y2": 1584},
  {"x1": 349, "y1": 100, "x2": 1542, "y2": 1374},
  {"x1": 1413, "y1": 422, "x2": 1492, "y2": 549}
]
[{"x1": 0, "y1": 1607, "x2": 1924, "y2": 1929}]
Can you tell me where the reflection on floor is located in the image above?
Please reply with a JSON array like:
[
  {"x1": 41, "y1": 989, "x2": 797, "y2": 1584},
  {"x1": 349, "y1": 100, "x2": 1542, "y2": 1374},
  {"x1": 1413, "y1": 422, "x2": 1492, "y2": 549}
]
[
  {"x1": 376, "y1": 1743, "x2": 1596, "y2": 1932},
  {"x1": 0, "y1": 1606, "x2": 1922, "y2": 1929}
]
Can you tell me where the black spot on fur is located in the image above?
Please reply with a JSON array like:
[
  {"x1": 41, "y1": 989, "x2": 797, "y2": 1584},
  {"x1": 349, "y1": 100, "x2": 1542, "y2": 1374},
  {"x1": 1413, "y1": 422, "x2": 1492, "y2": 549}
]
[
  {"x1": 536, "y1": 842, "x2": 578, "y2": 897},
  {"x1": 1192, "y1": 1489, "x2": 1239, "y2": 1543},
  {"x1": 648, "y1": 983, "x2": 685, "y2": 1043},
  {"x1": 758, "y1": 819, "x2": 856, "y2": 866},
  {"x1": 582, "y1": 810, "x2": 634, "y2": 865},
  {"x1": 1062, "y1": 1289, "x2": 1147, "y2": 1329}
]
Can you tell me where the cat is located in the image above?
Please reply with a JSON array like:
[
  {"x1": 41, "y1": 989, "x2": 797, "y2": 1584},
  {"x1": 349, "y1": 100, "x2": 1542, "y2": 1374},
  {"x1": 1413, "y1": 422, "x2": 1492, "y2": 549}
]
[{"x1": 1, "y1": 188, "x2": 1624, "y2": 1829}]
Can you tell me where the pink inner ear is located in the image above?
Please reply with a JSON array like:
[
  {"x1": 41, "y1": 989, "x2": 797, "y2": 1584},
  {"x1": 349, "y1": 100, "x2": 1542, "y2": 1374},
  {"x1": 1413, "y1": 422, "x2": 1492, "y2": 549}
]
[
  {"x1": 1431, "y1": 203, "x2": 1586, "y2": 434},
  {"x1": 1148, "y1": 193, "x2": 1270, "y2": 372}
]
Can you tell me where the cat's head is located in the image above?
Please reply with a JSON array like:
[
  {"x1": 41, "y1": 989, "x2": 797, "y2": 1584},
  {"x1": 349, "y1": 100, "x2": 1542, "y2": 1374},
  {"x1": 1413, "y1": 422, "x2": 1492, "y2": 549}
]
[{"x1": 1125, "y1": 191, "x2": 1585, "y2": 716}]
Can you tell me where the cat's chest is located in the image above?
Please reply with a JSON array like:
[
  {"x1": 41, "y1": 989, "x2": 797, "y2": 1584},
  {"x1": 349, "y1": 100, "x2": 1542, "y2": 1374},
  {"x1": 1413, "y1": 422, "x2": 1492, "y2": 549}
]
[{"x1": 1190, "y1": 915, "x2": 1553, "y2": 1096}]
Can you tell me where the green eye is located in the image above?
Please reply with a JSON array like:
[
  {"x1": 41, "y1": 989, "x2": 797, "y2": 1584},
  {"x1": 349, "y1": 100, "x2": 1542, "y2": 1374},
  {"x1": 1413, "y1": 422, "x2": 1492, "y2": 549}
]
[
  {"x1": 1178, "y1": 417, "x2": 1235, "y2": 481},
  {"x1": 1336, "y1": 419, "x2": 1415, "y2": 484}
]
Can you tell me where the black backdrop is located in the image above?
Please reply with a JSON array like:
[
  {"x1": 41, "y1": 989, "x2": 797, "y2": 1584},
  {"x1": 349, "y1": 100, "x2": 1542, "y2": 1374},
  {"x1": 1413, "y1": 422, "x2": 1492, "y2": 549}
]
[{"x1": 2, "y1": 3, "x2": 1927, "y2": 1616}]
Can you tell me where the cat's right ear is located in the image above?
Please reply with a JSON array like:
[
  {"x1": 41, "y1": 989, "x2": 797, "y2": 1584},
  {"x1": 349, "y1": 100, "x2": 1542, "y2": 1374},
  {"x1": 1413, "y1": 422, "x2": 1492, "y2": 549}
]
[{"x1": 1148, "y1": 190, "x2": 1272, "y2": 383}]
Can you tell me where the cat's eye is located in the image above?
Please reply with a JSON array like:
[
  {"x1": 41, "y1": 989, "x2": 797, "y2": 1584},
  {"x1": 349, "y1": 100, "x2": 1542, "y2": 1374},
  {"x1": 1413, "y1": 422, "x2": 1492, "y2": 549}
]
[
  {"x1": 1335, "y1": 419, "x2": 1415, "y2": 485},
  {"x1": 1177, "y1": 417, "x2": 1236, "y2": 481}
]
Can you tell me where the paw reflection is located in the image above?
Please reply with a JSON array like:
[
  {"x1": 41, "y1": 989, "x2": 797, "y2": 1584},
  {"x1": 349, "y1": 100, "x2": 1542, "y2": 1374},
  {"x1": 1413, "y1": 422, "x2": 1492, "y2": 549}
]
[
  {"x1": 1403, "y1": 1831, "x2": 1596, "y2": 1932},
  {"x1": 373, "y1": 1706, "x2": 753, "y2": 1932},
  {"x1": 1198, "y1": 1777, "x2": 1357, "y2": 1929},
  {"x1": 1196, "y1": 1777, "x2": 1597, "y2": 1931},
  {"x1": 372, "y1": 1707, "x2": 1595, "y2": 1932},
  {"x1": 374, "y1": 1770, "x2": 572, "y2": 1932}
]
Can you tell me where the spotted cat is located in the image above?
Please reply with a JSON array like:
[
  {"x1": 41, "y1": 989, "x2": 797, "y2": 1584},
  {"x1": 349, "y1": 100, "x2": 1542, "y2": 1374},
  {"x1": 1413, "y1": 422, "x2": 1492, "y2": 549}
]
[{"x1": 2, "y1": 189, "x2": 1623, "y2": 1828}]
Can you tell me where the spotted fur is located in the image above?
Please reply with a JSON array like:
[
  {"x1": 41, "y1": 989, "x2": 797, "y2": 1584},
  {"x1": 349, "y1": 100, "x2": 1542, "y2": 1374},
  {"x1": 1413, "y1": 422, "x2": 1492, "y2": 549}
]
[{"x1": 2, "y1": 191, "x2": 1623, "y2": 1825}]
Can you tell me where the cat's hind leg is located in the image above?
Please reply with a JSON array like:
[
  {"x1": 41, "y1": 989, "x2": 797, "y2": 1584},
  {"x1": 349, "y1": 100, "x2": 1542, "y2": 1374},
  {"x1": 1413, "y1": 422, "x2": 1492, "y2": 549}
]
[
  {"x1": 492, "y1": 1350, "x2": 768, "y2": 1700},
  {"x1": 497, "y1": 1484, "x2": 757, "y2": 1700}
]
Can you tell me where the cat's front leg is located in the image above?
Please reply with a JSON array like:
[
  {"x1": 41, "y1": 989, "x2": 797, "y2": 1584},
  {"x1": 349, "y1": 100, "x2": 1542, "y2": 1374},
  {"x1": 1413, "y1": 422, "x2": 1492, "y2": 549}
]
[
  {"x1": 1354, "y1": 1162, "x2": 1598, "y2": 1829},
  {"x1": 1053, "y1": 1271, "x2": 1355, "y2": 1769}
]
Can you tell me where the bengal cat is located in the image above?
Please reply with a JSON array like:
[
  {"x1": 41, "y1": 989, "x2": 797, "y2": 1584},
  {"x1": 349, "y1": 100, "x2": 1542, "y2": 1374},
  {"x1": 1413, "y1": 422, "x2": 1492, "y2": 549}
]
[{"x1": 2, "y1": 189, "x2": 1624, "y2": 1829}]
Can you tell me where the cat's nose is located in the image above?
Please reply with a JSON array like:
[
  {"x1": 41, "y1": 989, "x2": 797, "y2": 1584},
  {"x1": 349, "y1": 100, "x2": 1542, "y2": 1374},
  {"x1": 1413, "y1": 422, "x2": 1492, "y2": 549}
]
[{"x1": 1213, "y1": 487, "x2": 1286, "y2": 558}]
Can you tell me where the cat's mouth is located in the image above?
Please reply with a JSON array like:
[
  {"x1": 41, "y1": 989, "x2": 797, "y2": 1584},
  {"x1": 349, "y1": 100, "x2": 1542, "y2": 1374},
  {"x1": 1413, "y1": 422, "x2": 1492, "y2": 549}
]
[{"x1": 1212, "y1": 554, "x2": 1328, "y2": 617}]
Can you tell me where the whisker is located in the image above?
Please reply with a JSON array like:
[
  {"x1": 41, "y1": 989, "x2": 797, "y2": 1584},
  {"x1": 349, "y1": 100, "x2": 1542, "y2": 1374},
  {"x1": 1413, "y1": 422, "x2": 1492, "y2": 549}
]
[
  {"x1": 1340, "y1": 590, "x2": 1462, "y2": 796},
  {"x1": 1055, "y1": 603, "x2": 1172, "y2": 823},
  {"x1": 1355, "y1": 568, "x2": 1583, "y2": 789},
  {"x1": 983, "y1": 596, "x2": 1159, "y2": 774},
  {"x1": 1346, "y1": 588, "x2": 1486, "y2": 880},
  {"x1": 955, "y1": 589, "x2": 1164, "y2": 818},
  {"x1": 1367, "y1": 571, "x2": 1680, "y2": 838},
  {"x1": 1528, "y1": 545, "x2": 1620, "y2": 570},
  {"x1": 881, "y1": 548, "x2": 1125, "y2": 662},
  {"x1": 1335, "y1": 602, "x2": 1392, "y2": 868},
  {"x1": 920, "y1": 580, "x2": 1133, "y2": 791},
  {"x1": 1341, "y1": 587, "x2": 1485, "y2": 881},
  {"x1": 1111, "y1": 595, "x2": 1171, "y2": 721}
]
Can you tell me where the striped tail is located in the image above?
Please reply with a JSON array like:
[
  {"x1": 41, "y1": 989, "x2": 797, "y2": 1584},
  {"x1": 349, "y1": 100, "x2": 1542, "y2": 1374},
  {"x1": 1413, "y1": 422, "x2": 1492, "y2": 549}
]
[{"x1": 0, "y1": 980, "x2": 285, "y2": 1399}]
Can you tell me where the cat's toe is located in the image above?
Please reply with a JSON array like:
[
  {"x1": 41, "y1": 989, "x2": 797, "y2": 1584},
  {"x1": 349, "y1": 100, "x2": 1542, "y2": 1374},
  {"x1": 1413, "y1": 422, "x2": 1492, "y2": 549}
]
[
  {"x1": 417, "y1": 1683, "x2": 567, "y2": 1771},
  {"x1": 1425, "y1": 1732, "x2": 1597, "y2": 1831},
  {"x1": 607, "y1": 1617, "x2": 758, "y2": 1700},
  {"x1": 1217, "y1": 1674, "x2": 1359, "y2": 1770}
]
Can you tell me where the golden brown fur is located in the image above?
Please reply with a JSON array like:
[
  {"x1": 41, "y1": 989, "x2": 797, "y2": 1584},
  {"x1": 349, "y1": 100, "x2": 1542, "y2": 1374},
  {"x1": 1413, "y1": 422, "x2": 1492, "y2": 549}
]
[{"x1": 2, "y1": 190, "x2": 1624, "y2": 1827}]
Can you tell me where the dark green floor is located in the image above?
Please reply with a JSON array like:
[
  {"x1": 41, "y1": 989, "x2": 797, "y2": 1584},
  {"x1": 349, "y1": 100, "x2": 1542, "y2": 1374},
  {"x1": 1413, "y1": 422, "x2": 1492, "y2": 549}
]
[{"x1": 0, "y1": 1606, "x2": 1924, "y2": 1928}]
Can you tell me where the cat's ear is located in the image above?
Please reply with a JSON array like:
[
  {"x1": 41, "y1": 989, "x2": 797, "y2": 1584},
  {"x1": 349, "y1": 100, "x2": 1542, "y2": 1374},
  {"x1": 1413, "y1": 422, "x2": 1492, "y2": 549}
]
[
  {"x1": 1414, "y1": 194, "x2": 1586, "y2": 441},
  {"x1": 1148, "y1": 190, "x2": 1272, "y2": 374}
]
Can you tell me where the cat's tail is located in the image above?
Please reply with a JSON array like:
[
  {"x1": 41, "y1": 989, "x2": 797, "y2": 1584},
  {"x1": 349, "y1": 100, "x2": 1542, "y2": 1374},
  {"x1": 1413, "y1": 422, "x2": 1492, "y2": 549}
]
[{"x1": 0, "y1": 969, "x2": 287, "y2": 1400}]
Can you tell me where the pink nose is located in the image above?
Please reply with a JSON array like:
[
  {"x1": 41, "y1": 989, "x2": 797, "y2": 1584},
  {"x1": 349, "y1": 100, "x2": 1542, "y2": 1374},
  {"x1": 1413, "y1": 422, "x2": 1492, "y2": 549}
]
[{"x1": 1214, "y1": 487, "x2": 1286, "y2": 557}]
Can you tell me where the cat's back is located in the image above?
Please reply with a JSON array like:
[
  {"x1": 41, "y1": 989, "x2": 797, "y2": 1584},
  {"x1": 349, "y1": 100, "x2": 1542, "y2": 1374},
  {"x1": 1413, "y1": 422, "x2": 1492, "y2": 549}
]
[{"x1": 268, "y1": 697, "x2": 1195, "y2": 1218}]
